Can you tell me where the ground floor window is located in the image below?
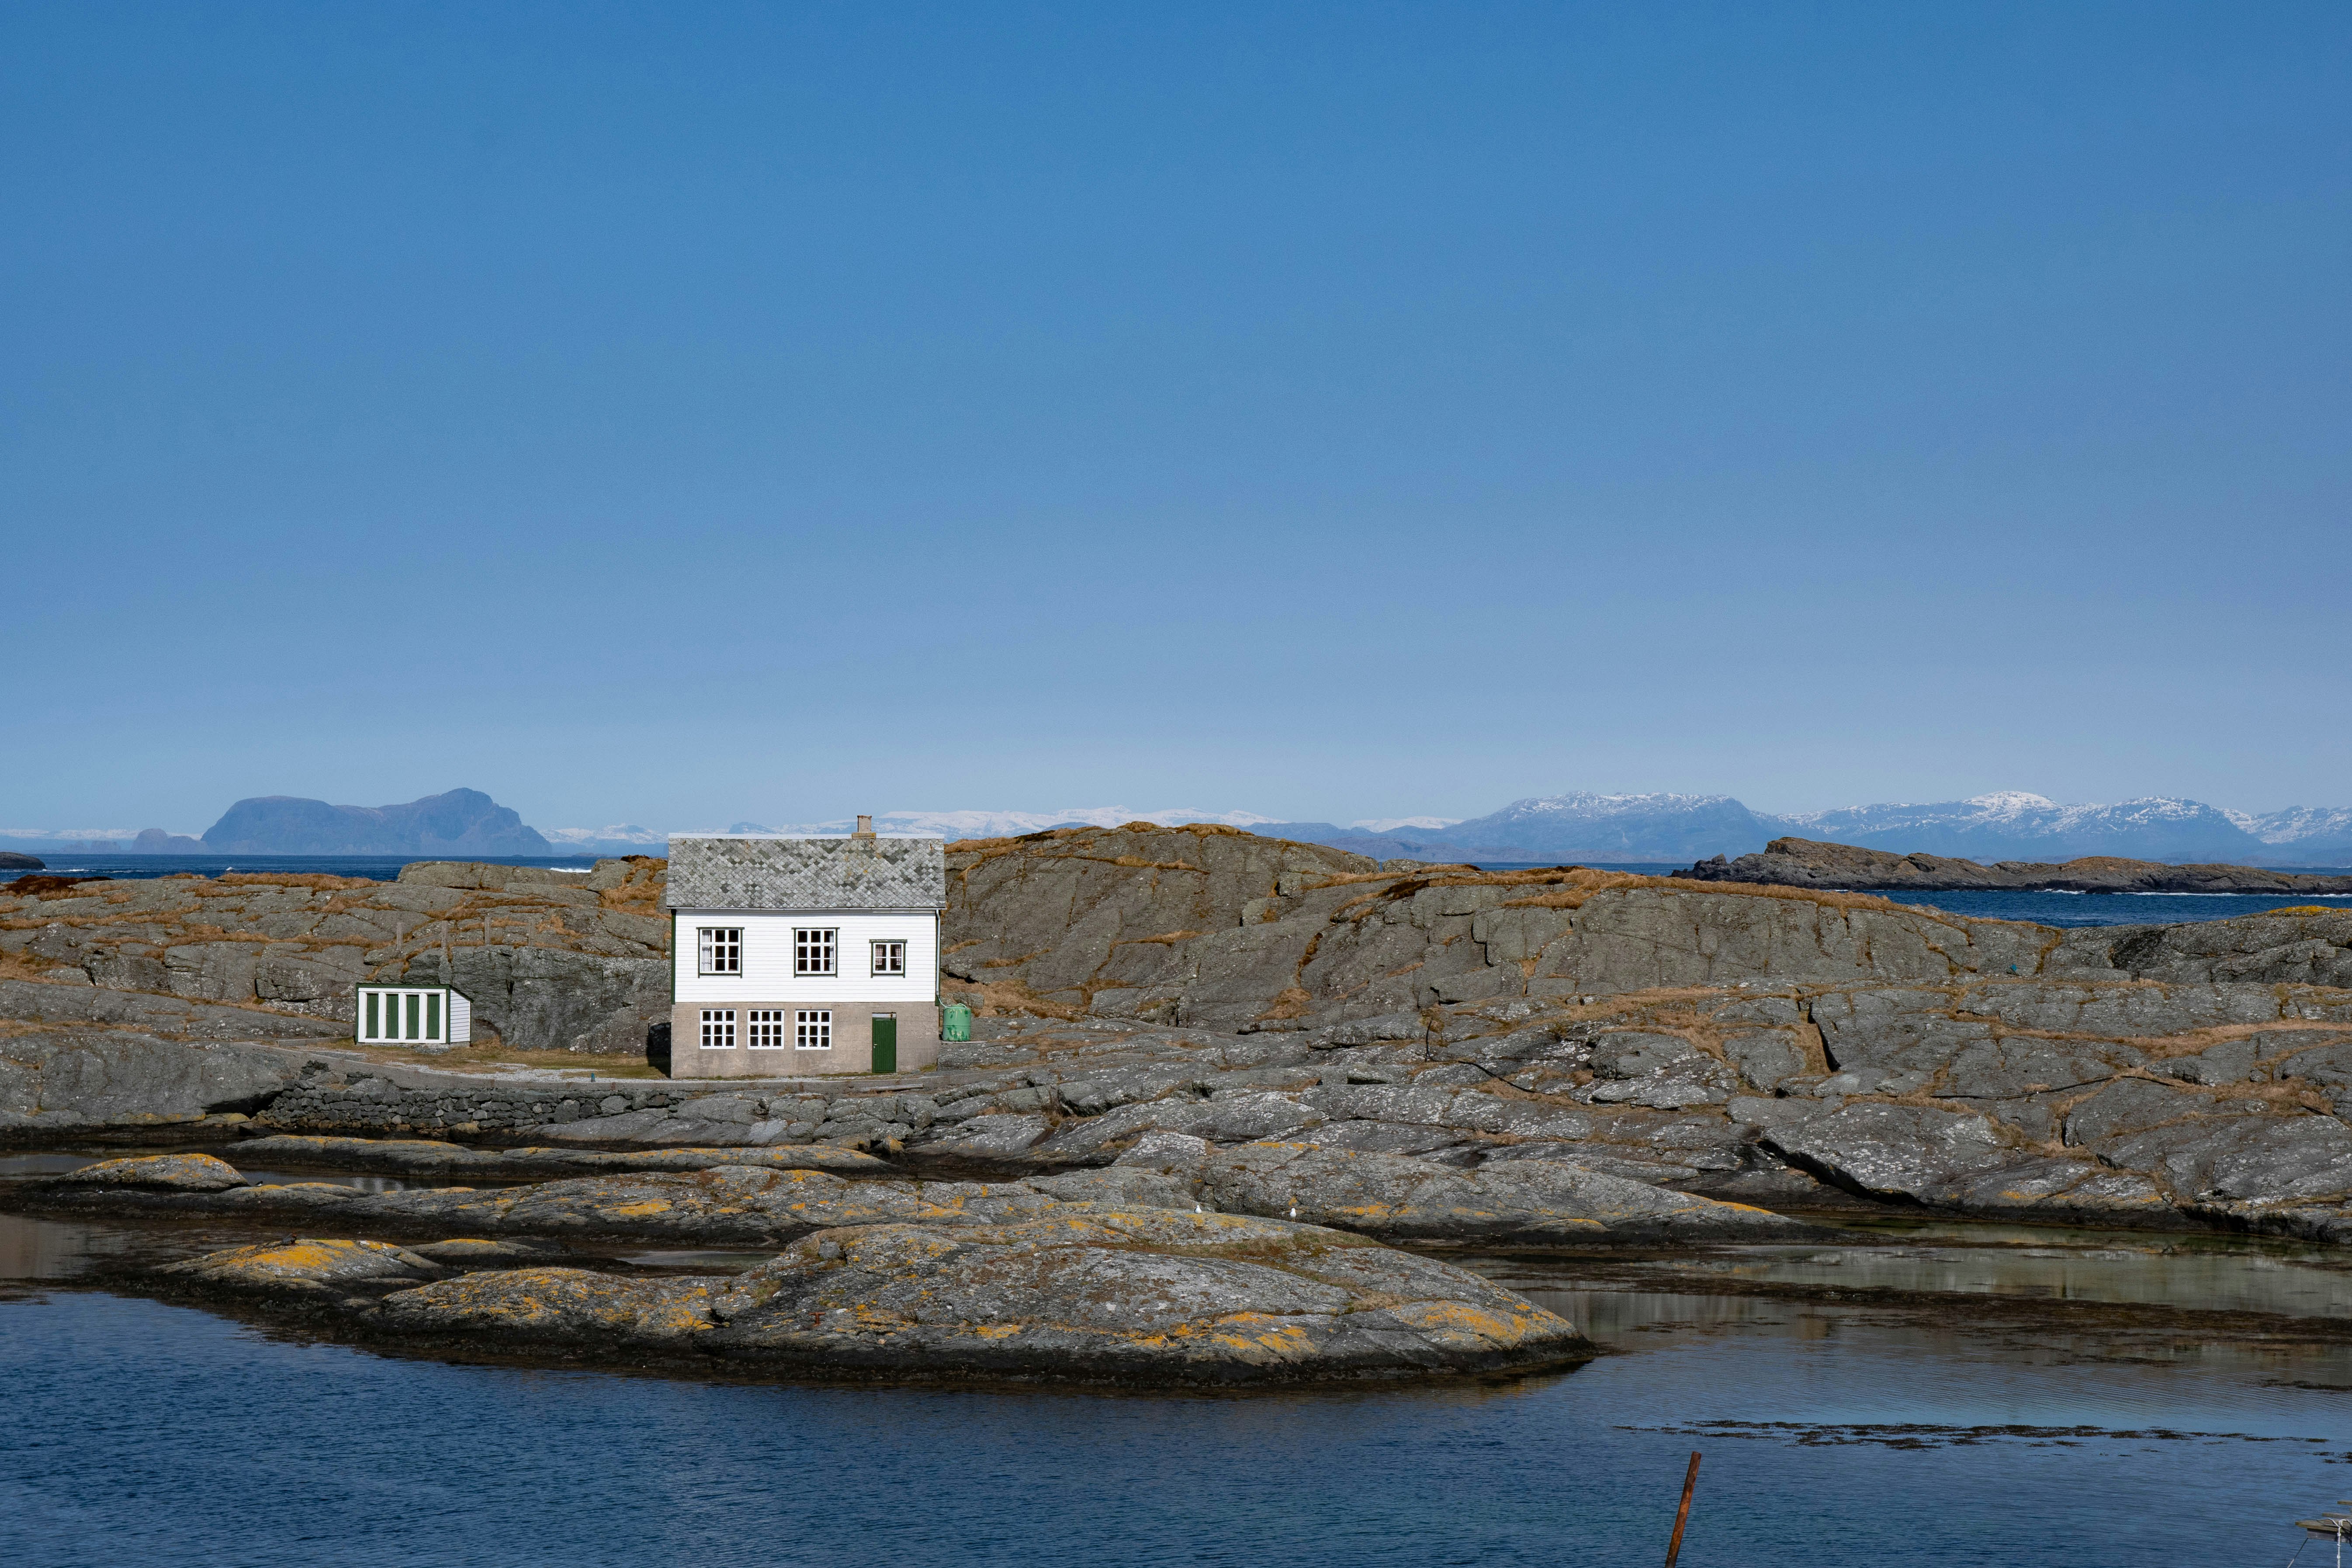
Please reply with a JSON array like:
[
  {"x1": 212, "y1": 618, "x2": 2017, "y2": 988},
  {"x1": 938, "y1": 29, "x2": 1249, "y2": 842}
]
[
  {"x1": 795, "y1": 1009, "x2": 832, "y2": 1050},
  {"x1": 748, "y1": 1009, "x2": 787, "y2": 1049},
  {"x1": 700, "y1": 1008, "x2": 736, "y2": 1048}
]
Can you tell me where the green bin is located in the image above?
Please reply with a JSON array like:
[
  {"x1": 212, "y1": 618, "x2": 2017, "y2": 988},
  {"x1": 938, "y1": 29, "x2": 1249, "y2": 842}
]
[{"x1": 942, "y1": 1003, "x2": 973, "y2": 1043}]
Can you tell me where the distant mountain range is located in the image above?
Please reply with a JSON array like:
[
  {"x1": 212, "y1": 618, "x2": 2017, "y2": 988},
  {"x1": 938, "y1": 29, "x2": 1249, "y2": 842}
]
[
  {"x1": 9, "y1": 788, "x2": 2351, "y2": 866},
  {"x1": 1250, "y1": 791, "x2": 2352, "y2": 866}
]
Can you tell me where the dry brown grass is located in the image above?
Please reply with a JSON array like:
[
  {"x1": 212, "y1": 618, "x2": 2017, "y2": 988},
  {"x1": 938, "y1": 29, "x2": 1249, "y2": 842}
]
[
  {"x1": 594, "y1": 856, "x2": 667, "y2": 917},
  {"x1": 218, "y1": 872, "x2": 377, "y2": 891},
  {"x1": 1256, "y1": 985, "x2": 1313, "y2": 1022},
  {"x1": 941, "y1": 976, "x2": 1084, "y2": 1021},
  {"x1": 332, "y1": 1041, "x2": 664, "y2": 1076}
]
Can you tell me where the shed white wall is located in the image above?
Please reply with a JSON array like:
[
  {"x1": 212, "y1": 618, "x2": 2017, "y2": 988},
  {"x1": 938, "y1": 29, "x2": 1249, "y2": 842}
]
[
  {"x1": 449, "y1": 991, "x2": 472, "y2": 1044},
  {"x1": 672, "y1": 910, "x2": 939, "y2": 1005}
]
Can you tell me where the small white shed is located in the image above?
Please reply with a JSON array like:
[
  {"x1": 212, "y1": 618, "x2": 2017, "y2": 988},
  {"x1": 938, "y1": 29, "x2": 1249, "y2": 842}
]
[{"x1": 356, "y1": 984, "x2": 471, "y2": 1046}]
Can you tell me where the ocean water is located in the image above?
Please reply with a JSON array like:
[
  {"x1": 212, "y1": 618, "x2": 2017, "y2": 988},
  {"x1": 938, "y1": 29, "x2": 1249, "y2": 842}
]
[
  {"x1": 3, "y1": 852, "x2": 604, "y2": 883},
  {"x1": 3, "y1": 1242, "x2": 2347, "y2": 1568},
  {"x1": 1872, "y1": 886, "x2": 2352, "y2": 928}
]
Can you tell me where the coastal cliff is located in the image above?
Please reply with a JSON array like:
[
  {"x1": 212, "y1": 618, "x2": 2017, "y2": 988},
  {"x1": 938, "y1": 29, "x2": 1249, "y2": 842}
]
[{"x1": 1681, "y1": 836, "x2": 2352, "y2": 894}]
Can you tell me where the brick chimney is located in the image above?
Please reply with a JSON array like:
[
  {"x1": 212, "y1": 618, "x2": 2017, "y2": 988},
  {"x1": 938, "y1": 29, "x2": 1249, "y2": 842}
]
[{"x1": 852, "y1": 814, "x2": 876, "y2": 839}]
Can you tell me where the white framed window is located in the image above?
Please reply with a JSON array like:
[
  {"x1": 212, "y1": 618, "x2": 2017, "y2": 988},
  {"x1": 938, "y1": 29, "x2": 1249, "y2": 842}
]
[
  {"x1": 360, "y1": 988, "x2": 444, "y2": 1043},
  {"x1": 795, "y1": 1009, "x2": 832, "y2": 1050},
  {"x1": 794, "y1": 928, "x2": 836, "y2": 976},
  {"x1": 700, "y1": 1008, "x2": 736, "y2": 1048},
  {"x1": 870, "y1": 939, "x2": 906, "y2": 977},
  {"x1": 748, "y1": 1009, "x2": 787, "y2": 1049},
  {"x1": 698, "y1": 927, "x2": 741, "y2": 976}
]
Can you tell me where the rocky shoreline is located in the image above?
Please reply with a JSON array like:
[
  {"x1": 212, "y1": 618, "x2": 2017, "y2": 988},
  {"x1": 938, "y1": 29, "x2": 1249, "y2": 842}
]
[
  {"x1": 13, "y1": 1149, "x2": 1601, "y2": 1386},
  {"x1": 10, "y1": 825, "x2": 2352, "y2": 1387},
  {"x1": 1682, "y1": 836, "x2": 2352, "y2": 895}
]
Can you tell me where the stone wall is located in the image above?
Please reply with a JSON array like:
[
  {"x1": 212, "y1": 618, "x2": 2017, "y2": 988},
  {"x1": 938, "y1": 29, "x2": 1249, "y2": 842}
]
[{"x1": 255, "y1": 1057, "x2": 968, "y2": 1151}]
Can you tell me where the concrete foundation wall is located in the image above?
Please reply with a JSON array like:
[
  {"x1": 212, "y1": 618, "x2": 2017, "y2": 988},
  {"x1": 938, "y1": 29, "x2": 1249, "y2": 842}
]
[{"x1": 668, "y1": 1000, "x2": 941, "y2": 1079}]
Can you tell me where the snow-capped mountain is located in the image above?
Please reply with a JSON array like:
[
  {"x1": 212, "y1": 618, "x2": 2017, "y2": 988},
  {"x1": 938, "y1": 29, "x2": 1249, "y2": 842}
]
[
  {"x1": 2244, "y1": 806, "x2": 2352, "y2": 857},
  {"x1": 543, "y1": 824, "x2": 670, "y2": 854},
  {"x1": 1435, "y1": 793, "x2": 1780, "y2": 861},
  {"x1": 1770, "y1": 793, "x2": 2269, "y2": 862},
  {"x1": 677, "y1": 807, "x2": 1282, "y2": 841},
  {"x1": 1349, "y1": 817, "x2": 1462, "y2": 833}
]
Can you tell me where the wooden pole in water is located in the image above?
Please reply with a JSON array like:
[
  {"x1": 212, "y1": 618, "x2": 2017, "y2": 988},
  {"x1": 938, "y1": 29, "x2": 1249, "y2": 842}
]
[{"x1": 1662, "y1": 1451, "x2": 1701, "y2": 1568}]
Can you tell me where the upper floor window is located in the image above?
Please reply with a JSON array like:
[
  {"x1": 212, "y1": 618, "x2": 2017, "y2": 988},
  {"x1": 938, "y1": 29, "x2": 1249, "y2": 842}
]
[
  {"x1": 794, "y1": 928, "x2": 837, "y2": 976},
  {"x1": 871, "y1": 939, "x2": 907, "y2": 976},
  {"x1": 698, "y1": 927, "x2": 741, "y2": 976}
]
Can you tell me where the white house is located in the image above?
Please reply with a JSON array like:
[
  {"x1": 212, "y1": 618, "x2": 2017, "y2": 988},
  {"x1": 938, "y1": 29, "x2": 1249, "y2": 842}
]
[
  {"x1": 356, "y1": 983, "x2": 472, "y2": 1047},
  {"x1": 665, "y1": 819, "x2": 946, "y2": 1079}
]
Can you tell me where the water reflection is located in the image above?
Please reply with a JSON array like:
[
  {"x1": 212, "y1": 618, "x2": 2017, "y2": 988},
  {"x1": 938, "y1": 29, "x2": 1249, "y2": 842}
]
[
  {"x1": 1603, "y1": 1240, "x2": 2352, "y2": 1318},
  {"x1": 0, "y1": 1210, "x2": 147, "y2": 1282}
]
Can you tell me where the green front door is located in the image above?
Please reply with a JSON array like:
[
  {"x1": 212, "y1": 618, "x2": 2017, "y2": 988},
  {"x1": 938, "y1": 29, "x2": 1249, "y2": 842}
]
[{"x1": 870, "y1": 1014, "x2": 897, "y2": 1074}]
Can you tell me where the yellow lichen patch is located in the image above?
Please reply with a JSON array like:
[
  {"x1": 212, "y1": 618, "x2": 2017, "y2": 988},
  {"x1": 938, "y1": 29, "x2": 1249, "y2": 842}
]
[
  {"x1": 1383, "y1": 1298, "x2": 1563, "y2": 1346},
  {"x1": 597, "y1": 1200, "x2": 674, "y2": 1217},
  {"x1": 2260, "y1": 907, "x2": 2342, "y2": 918}
]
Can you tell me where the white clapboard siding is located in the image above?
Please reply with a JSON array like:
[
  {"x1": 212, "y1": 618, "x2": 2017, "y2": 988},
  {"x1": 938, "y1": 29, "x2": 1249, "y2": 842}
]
[{"x1": 672, "y1": 910, "x2": 939, "y2": 1005}]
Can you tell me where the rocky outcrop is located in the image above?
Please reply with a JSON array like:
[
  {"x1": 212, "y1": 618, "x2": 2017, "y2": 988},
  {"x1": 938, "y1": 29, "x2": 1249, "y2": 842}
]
[
  {"x1": 143, "y1": 1211, "x2": 1593, "y2": 1387},
  {"x1": 0, "y1": 852, "x2": 43, "y2": 870},
  {"x1": 0, "y1": 857, "x2": 668, "y2": 1052},
  {"x1": 0, "y1": 1029, "x2": 314, "y2": 1142},
  {"x1": 17, "y1": 1141, "x2": 1803, "y2": 1250},
  {"x1": 1118, "y1": 1136, "x2": 1821, "y2": 1244},
  {"x1": 51, "y1": 1151, "x2": 249, "y2": 1190},
  {"x1": 943, "y1": 828, "x2": 2082, "y2": 1031},
  {"x1": 251, "y1": 1058, "x2": 946, "y2": 1149},
  {"x1": 941, "y1": 824, "x2": 1377, "y2": 1019},
  {"x1": 939, "y1": 827, "x2": 2352, "y2": 1037},
  {"x1": 1683, "y1": 837, "x2": 2352, "y2": 894}
]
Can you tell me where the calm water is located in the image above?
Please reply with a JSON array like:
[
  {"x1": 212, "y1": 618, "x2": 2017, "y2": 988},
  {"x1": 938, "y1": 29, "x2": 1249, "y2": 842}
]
[
  {"x1": 3, "y1": 852, "x2": 604, "y2": 884},
  {"x1": 1503, "y1": 863, "x2": 2352, "y2": 928},
  {"x1": 4, "y1": 1204, "x2": 2349, "y2": 1567}
]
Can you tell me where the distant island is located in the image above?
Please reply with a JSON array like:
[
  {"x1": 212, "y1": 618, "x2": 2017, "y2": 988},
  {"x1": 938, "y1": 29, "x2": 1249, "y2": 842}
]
[
  {"x1": 1680, "y1": 837, "x2": 2352, "y2": 895},
  {"x1": 199, "y1": 787, "x2": 552, "y2": 856}
]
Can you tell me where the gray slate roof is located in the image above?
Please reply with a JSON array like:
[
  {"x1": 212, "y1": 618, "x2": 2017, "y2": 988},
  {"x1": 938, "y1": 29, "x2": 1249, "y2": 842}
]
[{"x1": 665, "y1": 835, "x2": 946, "y2": 911}]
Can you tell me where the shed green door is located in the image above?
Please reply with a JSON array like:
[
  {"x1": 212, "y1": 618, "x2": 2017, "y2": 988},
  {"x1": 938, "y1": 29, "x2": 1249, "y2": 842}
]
[{"x1": 870, "y1": 1014, "x2": 897, "y2": 1074}]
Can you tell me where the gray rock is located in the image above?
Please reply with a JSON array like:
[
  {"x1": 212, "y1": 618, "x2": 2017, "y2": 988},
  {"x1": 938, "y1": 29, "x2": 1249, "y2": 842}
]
[
  {"x1": 359, "y1": 1209, "x2": 1595, "y2": 1385},
  {"x1": 0, "y1": 1031, "x2": 310, "y2": 1140},
  {"x1": 1195, "y1": 1142, "x2": 1822, "y2": 1245},
  {"x1": 159, "y1": 1238, "x2": 444, "y2": 1294},
  {"x1": 1761, "y1": 1103, "x2": 2013, "y2": 1202}
]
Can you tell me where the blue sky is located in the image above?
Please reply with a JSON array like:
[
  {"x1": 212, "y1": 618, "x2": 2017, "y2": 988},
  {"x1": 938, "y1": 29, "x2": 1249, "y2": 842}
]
[{"x1": 6, "y1": 2, "x2": 2347, "y2": 831}]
